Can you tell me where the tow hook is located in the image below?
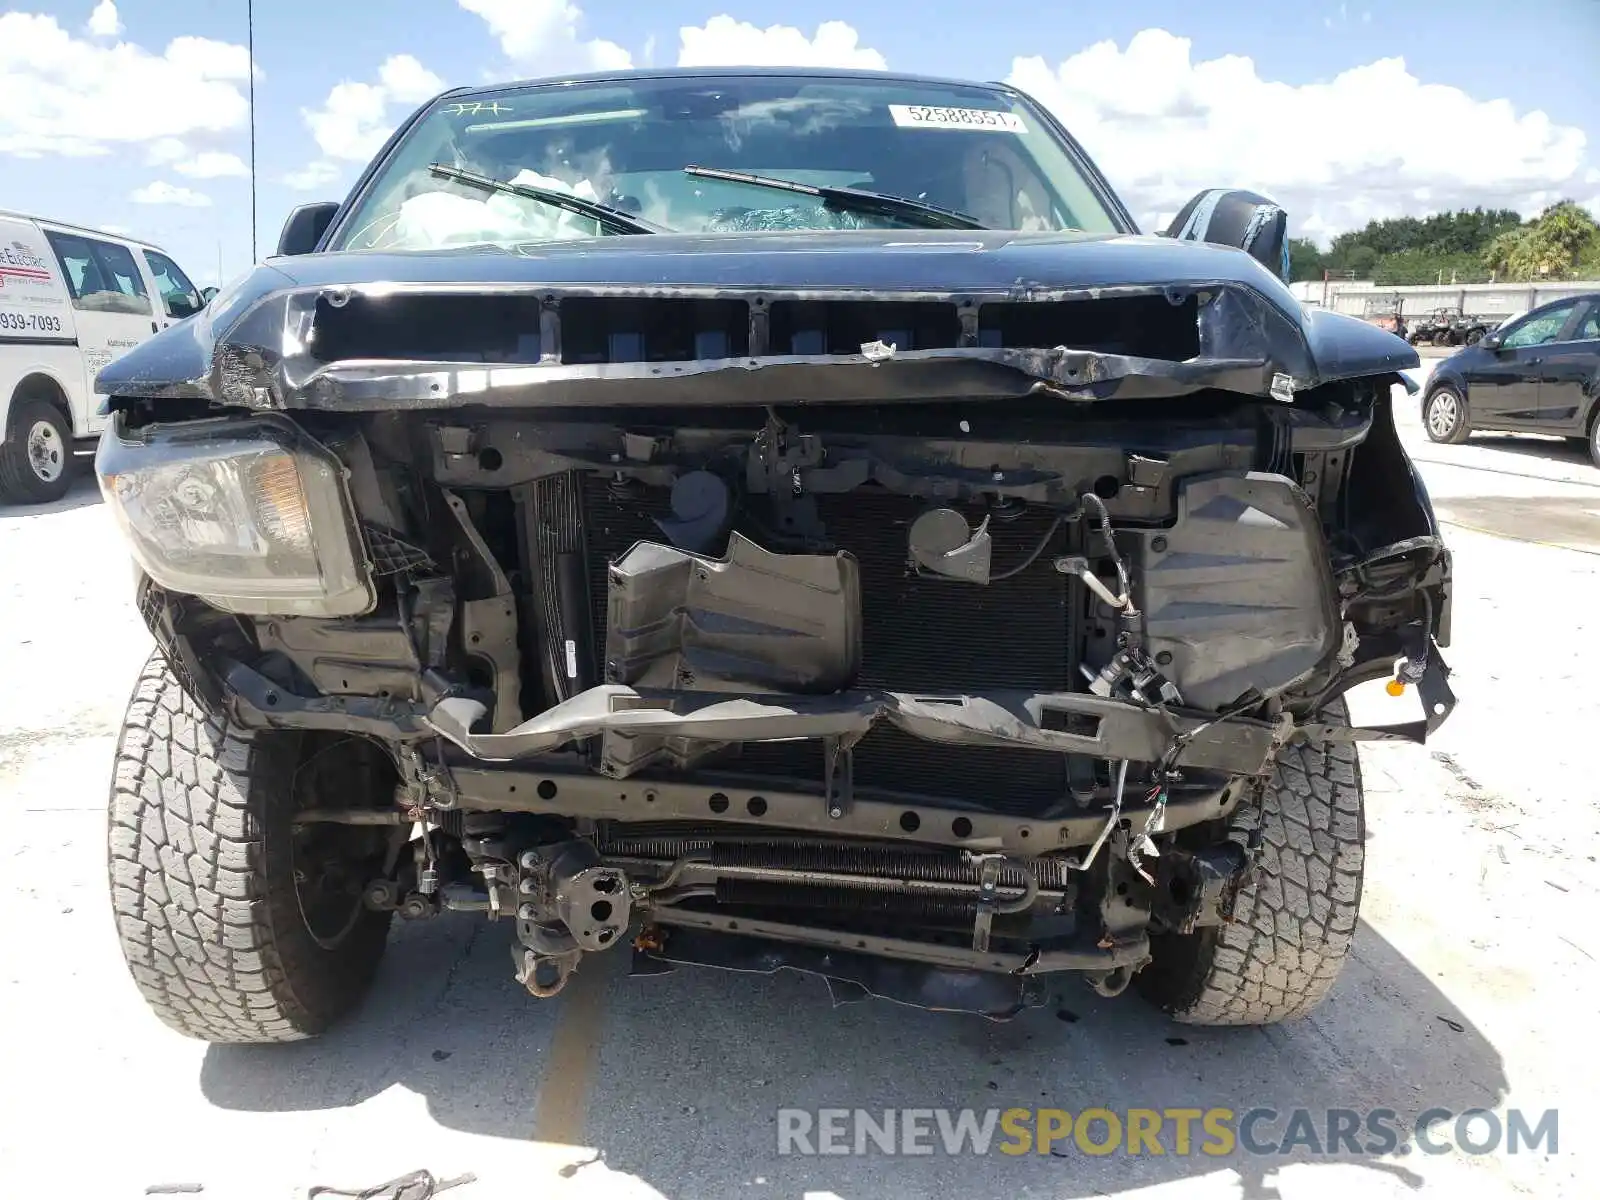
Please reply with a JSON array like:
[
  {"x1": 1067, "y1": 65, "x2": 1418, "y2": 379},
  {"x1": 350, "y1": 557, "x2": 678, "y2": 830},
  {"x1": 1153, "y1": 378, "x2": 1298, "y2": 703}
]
[{"x1": 511, "y1": 841, "x2": 631, "y2": 998}]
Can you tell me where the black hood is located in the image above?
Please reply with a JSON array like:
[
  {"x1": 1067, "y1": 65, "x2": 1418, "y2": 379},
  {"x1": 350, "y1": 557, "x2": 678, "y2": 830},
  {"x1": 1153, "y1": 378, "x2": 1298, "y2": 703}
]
[
  {"x1": 98, "y1": 228, "x2": 1418, "y2": 411},
  {"x1": 270, "y1": 228, "x2": 1272, "y2": 292}
]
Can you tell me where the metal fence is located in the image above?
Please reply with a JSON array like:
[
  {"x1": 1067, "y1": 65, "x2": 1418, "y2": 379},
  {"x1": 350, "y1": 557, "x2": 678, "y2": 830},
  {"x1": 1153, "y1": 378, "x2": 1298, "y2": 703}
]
[{"x1": 1291, "y1": 279, "x2": 1600, "y2": 321}]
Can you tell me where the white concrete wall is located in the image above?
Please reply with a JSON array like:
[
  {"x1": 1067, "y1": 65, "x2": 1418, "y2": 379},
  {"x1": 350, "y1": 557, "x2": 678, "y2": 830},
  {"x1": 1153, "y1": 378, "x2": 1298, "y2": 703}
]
[{"x1": 1293, "y1": 278, "x2": 1599, "y2": 319}]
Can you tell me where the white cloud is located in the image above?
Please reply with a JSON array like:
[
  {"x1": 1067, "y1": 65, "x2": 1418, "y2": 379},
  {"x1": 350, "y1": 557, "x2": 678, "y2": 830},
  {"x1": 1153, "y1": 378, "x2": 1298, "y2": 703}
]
[
  {"x1": 676, "y1": 16, "x2": 887, "y2": 69},
  {"x1": 86, "y1": 0, "x2": 121, "y2": 38},
  {"x1": 0, "y1": 11, "x2": 252, "y2": 157},
  {"x1": 146, "y1": 137, "x2": 188, "y2": 165},
  {"x1": 283, "y1": 159, "x2": 343, "y2": 191},
  {"x1": 164, "y1": 35, "x2": 254, "y2": 80},
  {"x1": 174, "y1": 151, "x2": 247, "y2": 179},
  {"x1": 458, "y1": 0, "x2": 630, "y2": 74},
  {"x1": 303, "y1": 81, "x2": 389, "y2": 161},
  {"x1": 1007, "y1": 29, "x2": 1591, "y2": 241},
  {"x1": 131, "y1": 180, "x2": 212, "y2": 207},
  {"x1": 379, "y1": 53, "x2": 446, "y2": 103},
  {"x1": 301, "y1": 54, "x2": 444, "y2": 163}
]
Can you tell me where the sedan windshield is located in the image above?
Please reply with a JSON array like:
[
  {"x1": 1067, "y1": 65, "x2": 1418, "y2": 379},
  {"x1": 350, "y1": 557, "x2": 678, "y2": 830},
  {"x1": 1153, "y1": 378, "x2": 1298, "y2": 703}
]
[{"x1": 328, "y1": 74, "x2": 1123, "y2": 252}]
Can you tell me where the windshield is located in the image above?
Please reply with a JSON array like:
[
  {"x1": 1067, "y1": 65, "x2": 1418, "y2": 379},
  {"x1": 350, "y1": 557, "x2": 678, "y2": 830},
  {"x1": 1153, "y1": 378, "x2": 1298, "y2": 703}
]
[{"x1": 328, "y1": 75, "x2": 1124, "y2": 252}]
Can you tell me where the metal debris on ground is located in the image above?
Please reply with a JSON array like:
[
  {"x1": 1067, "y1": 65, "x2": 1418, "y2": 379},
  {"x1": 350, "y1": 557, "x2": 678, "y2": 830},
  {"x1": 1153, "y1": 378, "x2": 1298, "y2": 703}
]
[{"x1": 308, "y1": 1169, "x2": 477, "y2": 1200}]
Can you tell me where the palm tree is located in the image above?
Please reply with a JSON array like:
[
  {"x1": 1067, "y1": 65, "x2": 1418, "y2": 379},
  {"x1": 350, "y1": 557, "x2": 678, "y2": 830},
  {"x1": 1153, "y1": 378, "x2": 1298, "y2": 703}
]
[
  {"x1": 1483, "y1": 229, "x2": 1527, "y2": 280},
  {"x1": 1480, "y1": 203, "x2": 1599, "y2": 280}
]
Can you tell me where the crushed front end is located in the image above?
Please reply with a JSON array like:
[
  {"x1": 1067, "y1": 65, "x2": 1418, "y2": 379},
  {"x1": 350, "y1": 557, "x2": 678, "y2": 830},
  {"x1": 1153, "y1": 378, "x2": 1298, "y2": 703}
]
[{"x1": 97, "y1": 275, "x2": 1454, "y2": 1018}]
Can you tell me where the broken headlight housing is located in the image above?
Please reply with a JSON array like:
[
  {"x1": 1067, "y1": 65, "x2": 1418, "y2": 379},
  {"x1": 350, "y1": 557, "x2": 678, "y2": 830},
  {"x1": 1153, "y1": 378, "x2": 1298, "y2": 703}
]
[{"x1": 96, "y1": 414, "x2": 374, "y2": 618}]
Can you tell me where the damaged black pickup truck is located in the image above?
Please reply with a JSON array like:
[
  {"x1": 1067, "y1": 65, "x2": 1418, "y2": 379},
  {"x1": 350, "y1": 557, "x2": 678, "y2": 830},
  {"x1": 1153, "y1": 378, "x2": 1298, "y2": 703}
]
[{"x1": 96, "y1": 67, "x2": 1453, "y2": 1041}]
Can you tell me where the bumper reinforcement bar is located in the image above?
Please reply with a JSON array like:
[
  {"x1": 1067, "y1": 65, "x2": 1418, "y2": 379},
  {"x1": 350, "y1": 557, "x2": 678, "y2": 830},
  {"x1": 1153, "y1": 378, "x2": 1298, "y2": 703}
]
[{"x1": 447, "y1": 765, "x2": 1239, "y2": 855}]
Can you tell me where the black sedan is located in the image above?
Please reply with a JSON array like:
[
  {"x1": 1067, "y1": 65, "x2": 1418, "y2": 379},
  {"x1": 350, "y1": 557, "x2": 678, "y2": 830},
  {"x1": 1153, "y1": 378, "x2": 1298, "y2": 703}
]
[{"x1": 1421, "y1": 292, "x2": 1600, "y2": 465}]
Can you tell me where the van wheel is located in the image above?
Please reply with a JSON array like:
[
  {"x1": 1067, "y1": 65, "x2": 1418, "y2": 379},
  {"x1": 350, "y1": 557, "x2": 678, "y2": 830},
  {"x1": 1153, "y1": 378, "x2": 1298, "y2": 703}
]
[{"x1": 0, "y1": 397, "x2": 76, "y2": 504}]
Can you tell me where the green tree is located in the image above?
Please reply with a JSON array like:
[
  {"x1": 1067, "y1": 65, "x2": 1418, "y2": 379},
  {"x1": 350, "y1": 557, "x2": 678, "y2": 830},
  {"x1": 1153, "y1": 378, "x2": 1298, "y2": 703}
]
[
  {"x1": 1287, "y1": 237, "x2": 1326, "y2": 282},
  {"x1": 1344, "y1": 244, "x2": 1379, "y2": 278},
  {"x1": 1481, "y1": 201, "x2": 1600, "y2": 280},
  {"x1": 1483, "y1": 228, "x2": 1527, "y2": 280},
  {"x1": 1578, "y1": 236, "x2": 1600, "y2": 279},
  {"x1": 1372, "y1": 250, "x2": 1492, "y2": 286},
  {"x1": 1414, "y1": 208, "x2": 1522, "y2": 254},
  {"x1": 1326, "y1": 207, "x2": 1527, "y2": 279},
  {"x1": 1524, "y1": 201, "x2": 1599, "y2": 277}
]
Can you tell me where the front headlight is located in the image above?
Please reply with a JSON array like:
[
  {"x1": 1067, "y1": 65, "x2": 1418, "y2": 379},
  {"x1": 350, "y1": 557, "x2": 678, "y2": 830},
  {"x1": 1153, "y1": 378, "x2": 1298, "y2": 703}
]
[{"x1": 97, "y1": 415, "x2": 374, "y2": 618}]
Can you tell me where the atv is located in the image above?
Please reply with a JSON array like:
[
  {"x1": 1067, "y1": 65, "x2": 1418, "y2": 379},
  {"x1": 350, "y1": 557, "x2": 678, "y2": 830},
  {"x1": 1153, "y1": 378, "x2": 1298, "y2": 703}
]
[
  {"x1": 96, "y1": 68, "x2": 1452, "y2": 1040},
  {"x1": 1410, "y1": 307, "x2": 1489, "y2": 348},
  {"x1": 1409, "y1": 307, "x2": 1458, "y2": 347},
  {"x1": 1451, "y1": 312, "x2": 1491, "y2": 346}
]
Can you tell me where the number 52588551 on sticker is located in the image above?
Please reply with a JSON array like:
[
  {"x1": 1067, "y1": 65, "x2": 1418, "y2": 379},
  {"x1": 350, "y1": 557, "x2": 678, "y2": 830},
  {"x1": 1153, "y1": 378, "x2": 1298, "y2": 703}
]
[{"x1": 888, "y1": 105, "x2": 1027, "y2": 133}]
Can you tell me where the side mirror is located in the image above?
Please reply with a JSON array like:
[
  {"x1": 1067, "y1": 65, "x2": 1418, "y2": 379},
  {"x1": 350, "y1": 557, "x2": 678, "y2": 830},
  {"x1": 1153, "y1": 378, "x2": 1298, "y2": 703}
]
[
  {"x1": 201, "y1": 286, "x2": 219, "y2": 304},
  {"x1": 1480, "y1": 332, "x2": 1503, "y2": 351},
  {"x1": 276, "y1": 202, "x2": 340, "y2": 257},
  {"x1": 165, "y1": 293, "x2": 201, "y2": 319},
  {"x1": 1164, "y1": 189, "x2": 1290, "y2": 282}
]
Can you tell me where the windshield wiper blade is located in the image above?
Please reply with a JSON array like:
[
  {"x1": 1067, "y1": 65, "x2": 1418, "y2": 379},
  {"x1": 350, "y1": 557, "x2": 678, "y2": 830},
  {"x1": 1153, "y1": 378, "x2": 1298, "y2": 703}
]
[
  {"x1": 427, "y1": 163, "x2": 663, "y2": 235},
  {"x1": 684, "y1": 165, "x2": 986, "y2": 231}
]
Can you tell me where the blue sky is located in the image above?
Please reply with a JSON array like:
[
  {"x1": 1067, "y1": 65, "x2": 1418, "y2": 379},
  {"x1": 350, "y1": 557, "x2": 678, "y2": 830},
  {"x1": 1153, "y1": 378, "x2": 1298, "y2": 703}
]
[{"x1": 2, "y1": 0, "x2": 1596, "y2": 284}]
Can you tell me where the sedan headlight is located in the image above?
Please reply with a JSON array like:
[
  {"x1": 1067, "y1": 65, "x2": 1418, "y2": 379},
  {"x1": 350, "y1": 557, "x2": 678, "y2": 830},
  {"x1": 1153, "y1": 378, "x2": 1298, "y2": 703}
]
[{"x1": 97, "y1": 415, "x2": 374, "y2": 618}]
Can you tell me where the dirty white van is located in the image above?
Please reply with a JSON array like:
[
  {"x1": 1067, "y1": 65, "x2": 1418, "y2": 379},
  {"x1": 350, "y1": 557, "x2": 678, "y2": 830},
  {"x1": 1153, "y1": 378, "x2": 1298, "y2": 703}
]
[{"x1": 0, "y1": 211, "x2": 210, "y2": 503}]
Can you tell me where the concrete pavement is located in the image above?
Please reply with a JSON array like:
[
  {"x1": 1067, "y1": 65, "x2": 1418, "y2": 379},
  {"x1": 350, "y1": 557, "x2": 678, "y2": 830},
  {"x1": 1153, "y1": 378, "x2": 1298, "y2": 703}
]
[{"x1": 1, "y1": 394, "x2": 1596, "y2": 1200}]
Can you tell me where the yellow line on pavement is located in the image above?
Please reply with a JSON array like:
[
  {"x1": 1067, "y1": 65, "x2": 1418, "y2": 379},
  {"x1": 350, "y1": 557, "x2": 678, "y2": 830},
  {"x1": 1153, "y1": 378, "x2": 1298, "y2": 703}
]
[
  {"x1": 1439, "y1": 516, "x2": 1600, "y2": 557},
  {"x1": 530, "y1": 957, "x2": 613, "y2": 1146}
]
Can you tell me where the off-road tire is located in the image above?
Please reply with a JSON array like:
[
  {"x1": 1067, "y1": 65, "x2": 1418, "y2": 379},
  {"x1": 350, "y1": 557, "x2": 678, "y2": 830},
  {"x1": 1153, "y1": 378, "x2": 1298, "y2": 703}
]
[
  {"x1": 0, "y1": 396, "x2": 75, "y2": 505},
  {"x1": 1423, "y1": 385, "x2": 1470, "y2": 444},
  {"x1": 1135, "y1": 726, "x2": 1363, "y2": 1025},
  {"x1": 108, "y1": 652, "x2": 392, "y2": 1043}
]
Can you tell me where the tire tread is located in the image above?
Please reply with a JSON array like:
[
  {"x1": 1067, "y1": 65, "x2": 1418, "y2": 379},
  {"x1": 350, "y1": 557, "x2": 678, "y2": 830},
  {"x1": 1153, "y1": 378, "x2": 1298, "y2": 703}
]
[
  {"x1": 0, "y1": 397, "x2": 75, "y2": 504},
  {"x1": 1139, "y1": 730, "x2": 1365, "y2": 1026},
  {"x1": 107, "y1": 652, "x2": 383, "y2": 1043}
]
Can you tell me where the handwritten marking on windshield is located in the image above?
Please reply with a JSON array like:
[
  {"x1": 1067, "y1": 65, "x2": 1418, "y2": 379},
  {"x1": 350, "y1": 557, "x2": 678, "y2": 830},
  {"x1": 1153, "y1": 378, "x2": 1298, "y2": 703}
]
[{"x1": 444, "y1": 101, "x2": 512, "y2": 117}]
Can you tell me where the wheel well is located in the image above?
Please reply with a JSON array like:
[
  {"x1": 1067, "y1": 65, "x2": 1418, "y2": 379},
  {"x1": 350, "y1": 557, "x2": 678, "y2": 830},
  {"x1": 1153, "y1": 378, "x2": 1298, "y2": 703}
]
[
  {"x1": 8, "y1": 372, "x2": 72, "y2": 434},
  {"x1": 1425, "y1": 377, "x2": 1462, "y2": 405}
]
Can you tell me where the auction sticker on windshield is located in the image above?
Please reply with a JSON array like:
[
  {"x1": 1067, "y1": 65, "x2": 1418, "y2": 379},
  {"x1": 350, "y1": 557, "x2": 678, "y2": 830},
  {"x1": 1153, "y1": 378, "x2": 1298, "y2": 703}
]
[{"x1": 888, "y1": 105, "x2": 1026, "y2": 133}]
